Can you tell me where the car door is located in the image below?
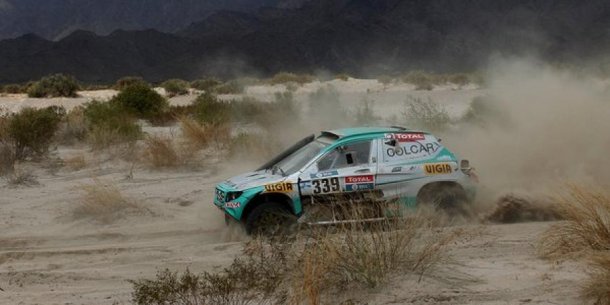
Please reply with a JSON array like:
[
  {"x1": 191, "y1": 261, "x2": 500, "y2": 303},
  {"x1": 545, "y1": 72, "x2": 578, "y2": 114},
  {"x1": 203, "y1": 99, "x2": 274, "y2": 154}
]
[{"x1": 299, "y1": 139, "x2": 378, "y2": 198}]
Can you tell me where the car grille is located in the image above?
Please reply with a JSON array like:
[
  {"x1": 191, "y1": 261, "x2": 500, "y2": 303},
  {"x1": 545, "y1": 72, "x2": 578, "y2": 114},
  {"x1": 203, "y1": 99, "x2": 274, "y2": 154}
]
[{"x1": 215, "y1": 188, "x2": 226, "y2": 203}]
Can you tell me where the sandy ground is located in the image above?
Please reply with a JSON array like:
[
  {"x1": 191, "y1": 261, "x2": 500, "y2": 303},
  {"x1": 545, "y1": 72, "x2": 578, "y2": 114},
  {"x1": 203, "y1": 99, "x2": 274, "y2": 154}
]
[{"x1": 0, "y1": 80, "x2": 588, "y2": 304}]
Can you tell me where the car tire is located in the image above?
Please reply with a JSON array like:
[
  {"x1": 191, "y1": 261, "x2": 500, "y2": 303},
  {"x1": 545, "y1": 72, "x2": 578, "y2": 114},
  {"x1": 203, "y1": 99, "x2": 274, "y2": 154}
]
[
  {"x1": 417, "y1": 183, "x2": 468, "y2": 215},
  {"x1": 245, "y1": 202, "x2": 295, "y2": 236}
]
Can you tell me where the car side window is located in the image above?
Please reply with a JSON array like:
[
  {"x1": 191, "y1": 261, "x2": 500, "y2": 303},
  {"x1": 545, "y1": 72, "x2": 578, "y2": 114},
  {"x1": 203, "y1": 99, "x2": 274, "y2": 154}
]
[{"x1": 317, "y1": 141, "x2": 371, "y2": 171}]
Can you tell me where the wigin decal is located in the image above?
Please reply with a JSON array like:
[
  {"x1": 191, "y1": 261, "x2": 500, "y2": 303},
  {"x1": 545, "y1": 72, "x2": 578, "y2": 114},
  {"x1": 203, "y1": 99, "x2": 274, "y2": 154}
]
[{"x1": 344, "y1": 175, "x2": 375, "y2": 191}]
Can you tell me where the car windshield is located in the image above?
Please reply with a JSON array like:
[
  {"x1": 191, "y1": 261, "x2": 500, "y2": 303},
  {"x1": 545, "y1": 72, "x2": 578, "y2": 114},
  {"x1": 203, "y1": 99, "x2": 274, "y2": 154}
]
[{"x1": 272, "y1": 136, "x2": 333, "y2": 176}]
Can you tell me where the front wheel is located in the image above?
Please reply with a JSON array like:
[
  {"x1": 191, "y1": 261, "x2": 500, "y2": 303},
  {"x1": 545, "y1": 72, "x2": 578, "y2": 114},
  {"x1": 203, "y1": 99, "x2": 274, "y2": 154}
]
[{"x1": 245, "y1": 202, "x2": 296, "y2": 236}]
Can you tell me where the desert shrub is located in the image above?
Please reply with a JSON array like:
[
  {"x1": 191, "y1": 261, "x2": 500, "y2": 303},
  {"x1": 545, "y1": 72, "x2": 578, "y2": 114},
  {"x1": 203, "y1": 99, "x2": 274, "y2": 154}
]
[
  {"x1": 335, "y1": 73, "x2": 350, "y2": 81},
  {"x1": 179, "y1": 116, "x2": 210, "y2": 149},
  {"x1": 64, "y1": 155, "x2": 86, "y2": 171},
  {"x1": 539, "y1": 185, "x2": 610, "y2": 258},
  {"x1": 5, "y1": 107, "x2": 64, "y2": 160},
  {"x1": 190, "y1": 78, "x2": 222, "y2": 92},
  {"x1": 161, "y1": 79, "x2": 189, "y2": 97},
  {"x1": 401, "y1": 71, "x2": 435, "y2": 90},
  {"x1": 446, "y1": 73, "x2": 470, "y2": 87},
  {"x1": 131, "y1": 207, "x2": 461, "y2": 305},
  {"x1": 147, "y1": 104, "x2": 196, "y2": 127},
  {"x1": 27, "y1": 74, "x2": 80, "y2": 98},
  {"x1": 582, "y1": 253, "x2": 610, "y2": 305},
  {"x1": 6, "y1": 168, "x2": 39, "y2": 186},
  {"x1": 115, "y1": 76, "x2": 149, "y2": 91},
  {"x1": 211, "y1": 80, "x2": 243, "y2": 94},
  {"x1": 56, "y1": 106, "x2": 88, "y2": 145},
  {"x1": 83, "y1": 100, "x2": 142, "y2": 149},
  {"x1": 402, "y1": 96, "x2": 451, "y2": 132},
  {"x1": 2, "y1": 84, "x2": 23, "y2": 94},
  {"x1": 112, "y1": 84, "x2": 168, "y2": 119},
  {"x1": 270, "y1": 72, "x2": 315, "y2": 85},
  {"x1": 193, "y1": 92, "x2": 231, "y2": 125},
  {"x1": 143, "y1": 135, "x2": 179, "y2": 168},
  {"x1": 538, "y1": 185, "x2": 610, "y2": 305},
  {"x1": 74, "y1": 180, "x2": 148, "y2": 223}
]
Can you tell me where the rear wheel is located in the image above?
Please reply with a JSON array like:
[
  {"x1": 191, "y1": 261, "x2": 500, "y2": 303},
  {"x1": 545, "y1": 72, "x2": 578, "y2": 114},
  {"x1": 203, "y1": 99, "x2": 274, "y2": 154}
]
[
  {"x1": 245, "y1": 202, "x2": 295, "y2": 236},
  {"x1": 417, "y1": 183, "x2": 468, "y2": 215}
]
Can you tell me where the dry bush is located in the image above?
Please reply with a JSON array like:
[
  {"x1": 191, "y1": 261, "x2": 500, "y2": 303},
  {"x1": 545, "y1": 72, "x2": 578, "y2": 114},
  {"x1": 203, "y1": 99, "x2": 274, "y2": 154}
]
[
  {"x1": 179, "y1": 116, "x2": 210, "y2": 149},
  {"x1": 57, "y1": 106, "x2": 88, "y2": 145},
  {"x1": 143, "y1": 135, "x2": 179, "y2": 168},
  {"x1": 539, "y1": 185, "x2": 610, "y2": 259},
  {"x1": 582, "y1": 253, "x2": 610, "y2": 305},
  {"x1": 269, "y1": 72, "x2": 315, "y2": 85},
  {"x1": 130, "y1": 205, "x2": 462, "y2": 305},
  {"x1": 487, "y1": 194, "x2": 560, "y2": 223},
  {"x1": 64, "y1": 155, "x2": 86, "y2": 171},
  {"x1": 74, "y1": 180, "x2": 148, "y2": 223},
  {"x1": 6, "y1": 168, "x2": 38, "y2": 186}
]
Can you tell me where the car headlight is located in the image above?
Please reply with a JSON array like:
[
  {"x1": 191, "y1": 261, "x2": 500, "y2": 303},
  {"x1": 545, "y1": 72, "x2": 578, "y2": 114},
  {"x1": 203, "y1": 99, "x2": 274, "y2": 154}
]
[{"x1": 226, "y1": 191, "x2": 242, "y2": 202}]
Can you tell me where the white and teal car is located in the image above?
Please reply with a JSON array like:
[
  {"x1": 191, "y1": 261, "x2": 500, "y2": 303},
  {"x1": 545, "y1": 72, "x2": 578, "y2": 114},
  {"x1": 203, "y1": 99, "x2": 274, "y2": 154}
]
[{"x1": 214, "y1": 127, "x2": 477, "y2": 234}]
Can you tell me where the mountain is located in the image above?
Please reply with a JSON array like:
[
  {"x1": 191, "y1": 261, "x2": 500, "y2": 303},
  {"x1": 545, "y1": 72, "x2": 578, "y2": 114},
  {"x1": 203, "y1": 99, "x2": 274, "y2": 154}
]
[
  {"x1": 1, "y1": 0, "x2": 610, "y2": 83},
  {"x1": 0, "y1": 0, "x2": 285, "y2": 40}
]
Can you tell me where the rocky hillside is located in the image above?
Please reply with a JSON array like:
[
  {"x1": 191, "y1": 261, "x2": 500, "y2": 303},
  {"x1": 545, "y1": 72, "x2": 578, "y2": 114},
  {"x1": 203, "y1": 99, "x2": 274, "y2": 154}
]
[{"x1": 1, "y1": 0, "x2": 609, "y2": 83}]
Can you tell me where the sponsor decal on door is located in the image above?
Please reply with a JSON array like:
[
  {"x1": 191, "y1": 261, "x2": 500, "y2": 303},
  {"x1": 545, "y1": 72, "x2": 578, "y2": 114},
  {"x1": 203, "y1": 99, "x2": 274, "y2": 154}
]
[{"x1": 344, "y1": 175, "x2": 375, "y2": 191}]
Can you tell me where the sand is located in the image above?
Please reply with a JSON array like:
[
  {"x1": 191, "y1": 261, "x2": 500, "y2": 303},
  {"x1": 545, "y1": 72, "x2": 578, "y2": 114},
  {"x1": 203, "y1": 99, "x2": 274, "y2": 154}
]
[{"x1": 0, "y1": 79, "x2": 588, "y2": 304}]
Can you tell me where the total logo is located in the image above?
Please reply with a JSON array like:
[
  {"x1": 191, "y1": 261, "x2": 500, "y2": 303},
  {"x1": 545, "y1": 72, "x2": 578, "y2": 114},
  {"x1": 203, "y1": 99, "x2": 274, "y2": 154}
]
[
  {"x1": 385, "y1": 133, "x2": 426, "y2": 142},
  {"x1": 345, "y1": 175, "x2": 375, "y2": 184}
]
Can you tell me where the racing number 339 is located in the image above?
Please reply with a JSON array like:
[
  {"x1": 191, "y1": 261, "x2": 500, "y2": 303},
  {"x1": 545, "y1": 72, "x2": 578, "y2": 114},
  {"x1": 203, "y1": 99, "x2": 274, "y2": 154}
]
[{"x1": 312, "y1": 177, "x2": 340, "y2": 194}]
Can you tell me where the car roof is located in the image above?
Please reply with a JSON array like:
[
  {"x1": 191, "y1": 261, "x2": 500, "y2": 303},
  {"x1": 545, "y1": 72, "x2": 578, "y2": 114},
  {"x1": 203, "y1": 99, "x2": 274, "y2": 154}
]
[{"x1": 322, "y1": 126, "x2": 427, "y2": 139}]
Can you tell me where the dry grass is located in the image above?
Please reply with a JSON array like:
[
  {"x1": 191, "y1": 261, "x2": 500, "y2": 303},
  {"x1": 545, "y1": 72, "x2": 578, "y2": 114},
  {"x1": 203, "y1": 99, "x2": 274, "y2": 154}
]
[
  {"x1": 64, "y1": 155, "x2": 86, "y2": 171},
  {"x1": 539, "y1": 185, "x2": 610, "y2": 258},
  {"x1": 538, "y1": 185, "x2": 610, "y2": 304},
  {"x1": 6, "y1": 168, "x2": 38, "y2": 186},
  {"x1": 582, "y1": 253, "x2": 610, "y2": 305},
  {"x1": 57, "y1": 106, "x2": 87, "y2": 145},
  {"x1": 143, "y1": 135, "x2": 179, "y2": 168},
  {"x1": 131, "y1": 206, "x2": 463, "y2": 305},
  {"x1": 74, "y1": 180, "x2": 148, "y2": 223},
  {"x1": 178, "y1": 116, "x2": 210, "y2": 149}
]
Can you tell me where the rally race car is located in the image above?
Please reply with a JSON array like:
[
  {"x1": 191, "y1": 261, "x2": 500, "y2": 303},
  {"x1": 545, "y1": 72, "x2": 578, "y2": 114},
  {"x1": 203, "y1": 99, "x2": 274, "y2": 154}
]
[{"x1": 213, "y1": 126, "x2": 477, "y2": 235}]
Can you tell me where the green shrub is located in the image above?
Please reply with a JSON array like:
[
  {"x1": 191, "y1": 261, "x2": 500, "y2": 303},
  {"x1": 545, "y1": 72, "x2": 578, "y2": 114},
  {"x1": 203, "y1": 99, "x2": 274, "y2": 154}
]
[
  {"x1": 401, "y1": 71, "x2": 435, "y2": 90},
  {"x1": 193, "y1": 92, "x2": 231, "y2": 125},
  {"x1": 27, "y1": 74, "x2": 80, "y2": 98},
  {"x1": 112, "y1": 84, "x2": 168, "y2": 119},
  {"x1": 211, "y1": 80, "x2": 243, "y2": 94},
  {"x1": 403, "y1": 96, "x2": 451, "y2": 132},
  {"x1": 190, "y1": 78, "x2": 222, "y2": 91},
  {"x1": 269, "y1": 72, "x2": 315, "y2": 85},
  {"x1": 335, "y1": 73, "x2": 350, "y2": 81},
  {"x1": 2, "y1": 84, "x2": 23, "y2": 94},
  {"x1": 114, "y1": 76, "x2": 149, "y2": 91},
  {"x1": 161, "y1": 79, "x2": 189, "y2": 97},
  {"x1": 84, "y1": 100, "x2": 142, "y2": 149},
  {"x1": 5, "y1": 107, "x2": 64, "y2": 160}
]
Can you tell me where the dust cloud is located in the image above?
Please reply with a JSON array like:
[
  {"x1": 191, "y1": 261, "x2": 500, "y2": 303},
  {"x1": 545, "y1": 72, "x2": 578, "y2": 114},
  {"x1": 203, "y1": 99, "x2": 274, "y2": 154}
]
[{"x1": 444, "y1": 58, "x2": 610, "y2": 195}]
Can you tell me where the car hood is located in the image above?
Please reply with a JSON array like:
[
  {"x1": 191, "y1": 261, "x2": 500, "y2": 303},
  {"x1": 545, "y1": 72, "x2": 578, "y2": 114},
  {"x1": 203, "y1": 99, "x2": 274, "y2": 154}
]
[{"x1": 222, "y1": 170, "x2": 286, "y2": 191}]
